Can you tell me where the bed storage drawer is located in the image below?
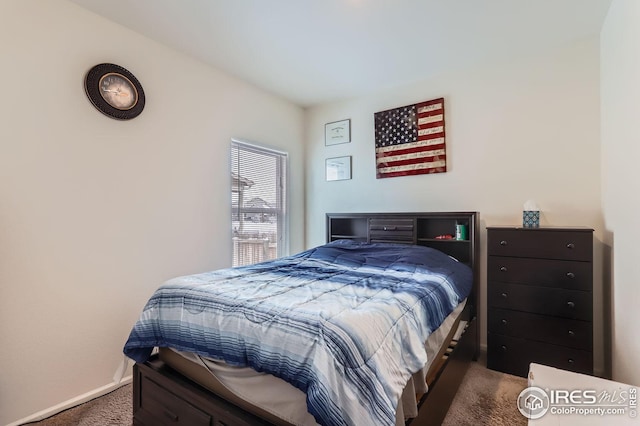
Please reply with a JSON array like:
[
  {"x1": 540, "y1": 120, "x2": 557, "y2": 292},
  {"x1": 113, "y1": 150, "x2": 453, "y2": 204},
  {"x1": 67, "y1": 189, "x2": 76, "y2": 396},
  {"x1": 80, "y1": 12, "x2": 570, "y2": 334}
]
[
  {"x1": 134, "y1": 357, "x2": 272, "y2": 426},
  {"x1": 368, "y1": 218, "x2": 415, "y2": 243},
  {"x1": 139, "y1": 375, "x2": 211, "y2": 426}
]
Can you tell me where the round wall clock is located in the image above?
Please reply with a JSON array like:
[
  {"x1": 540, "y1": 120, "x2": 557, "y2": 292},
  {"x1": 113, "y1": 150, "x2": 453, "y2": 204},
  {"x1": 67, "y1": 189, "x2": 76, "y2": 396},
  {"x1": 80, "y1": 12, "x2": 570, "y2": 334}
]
[{"x1": 84, "y1": 63, "x2": 145, "y2": 120}]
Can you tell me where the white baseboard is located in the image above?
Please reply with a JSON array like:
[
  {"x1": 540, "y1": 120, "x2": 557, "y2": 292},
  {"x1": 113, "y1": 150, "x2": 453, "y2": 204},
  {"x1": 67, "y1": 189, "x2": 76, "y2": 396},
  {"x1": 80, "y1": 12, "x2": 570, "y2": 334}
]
[
  {"x1": 480, "y1": 342, "x2": 487, "y2": 354},
  {"x1": 7, "y1": 375, "x2": 132, "y2": 426}
]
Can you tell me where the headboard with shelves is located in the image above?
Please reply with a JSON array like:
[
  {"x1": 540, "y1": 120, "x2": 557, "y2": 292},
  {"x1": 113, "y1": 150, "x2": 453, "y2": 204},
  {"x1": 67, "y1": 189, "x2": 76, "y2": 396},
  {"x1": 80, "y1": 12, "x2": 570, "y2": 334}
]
[
  {"x1": 326, "y1": 211, "x2": 480, "y2": 329},
  {"x1": 327, "y1": 212, "x2": 478, "y2": 265}
]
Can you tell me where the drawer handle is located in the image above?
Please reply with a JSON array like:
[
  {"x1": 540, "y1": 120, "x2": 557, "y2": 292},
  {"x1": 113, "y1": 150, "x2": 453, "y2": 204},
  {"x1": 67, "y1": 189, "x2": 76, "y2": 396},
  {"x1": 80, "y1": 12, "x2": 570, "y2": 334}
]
[
  {"x1": 383, "y1": 226, "x2": 397, "y2": 231},
  {"x1": 566, "y1": 272, "x2": 575, "y2": 279},
  {"x1": 501, "y1": 292, "x2": 508, "y2": 299},
  {"x1": 568, "y1": 358, "x2": 575, "y2": 364},
  {"x1": 501, "y1": 319, "x2": 508, "y2": 325},
  {"x1": 163, "y1": 409, "x2": 179, "y2": 422},
  {"x1": 501, "y1": 345, "x2": 508, "y2": 352},
  {"x1": 567, "y1": 301, "x2": 575, "y2": 308},
  {"x1": 568, "y1": 330, "x2": 575, "y2": 337},
  {"x1": 500, "y1": 240, "x2": 508, "y2": 246},
  {"x1": 566, "y1": 243, "x2": 575, "y2": 249},
  {"x1": 500, "y1": 266, "x2": 507, "y2": 272}
]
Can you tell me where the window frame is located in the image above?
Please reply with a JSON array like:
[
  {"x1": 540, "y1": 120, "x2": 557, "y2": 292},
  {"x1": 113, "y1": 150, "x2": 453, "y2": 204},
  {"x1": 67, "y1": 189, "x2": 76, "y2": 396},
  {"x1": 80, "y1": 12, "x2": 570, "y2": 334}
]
[{"x1": 230, "y1": 139, "x2": 288, "y2": 266}]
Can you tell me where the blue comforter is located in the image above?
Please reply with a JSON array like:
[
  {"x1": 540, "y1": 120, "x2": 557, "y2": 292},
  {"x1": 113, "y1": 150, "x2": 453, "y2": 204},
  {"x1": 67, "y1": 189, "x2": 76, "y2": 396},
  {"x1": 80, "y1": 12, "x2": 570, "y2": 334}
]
[{"x1": 123, "y1": 240, "x2": 472, "y2": 426}]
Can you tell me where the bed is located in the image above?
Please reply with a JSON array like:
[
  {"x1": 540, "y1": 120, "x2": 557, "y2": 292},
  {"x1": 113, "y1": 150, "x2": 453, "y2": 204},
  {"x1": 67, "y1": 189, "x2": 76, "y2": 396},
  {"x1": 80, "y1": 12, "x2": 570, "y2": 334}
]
[{"x1": 124, "y1": 211, "x2": 480, "y2": 426}]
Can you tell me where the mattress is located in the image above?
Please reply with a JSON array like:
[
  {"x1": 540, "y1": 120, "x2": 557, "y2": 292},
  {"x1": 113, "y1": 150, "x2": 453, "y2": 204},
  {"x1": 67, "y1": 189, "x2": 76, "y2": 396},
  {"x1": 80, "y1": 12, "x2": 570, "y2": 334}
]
[{"x1": 159, "y1": 299, "x2": 467, "y2": 426}]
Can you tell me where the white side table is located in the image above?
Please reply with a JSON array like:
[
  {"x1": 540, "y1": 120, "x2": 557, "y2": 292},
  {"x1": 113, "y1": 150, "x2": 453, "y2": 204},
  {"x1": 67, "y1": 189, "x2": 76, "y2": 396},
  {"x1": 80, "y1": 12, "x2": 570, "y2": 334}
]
[{"x1": 523, "y1": 363, "x2": 638, "y2": 425}]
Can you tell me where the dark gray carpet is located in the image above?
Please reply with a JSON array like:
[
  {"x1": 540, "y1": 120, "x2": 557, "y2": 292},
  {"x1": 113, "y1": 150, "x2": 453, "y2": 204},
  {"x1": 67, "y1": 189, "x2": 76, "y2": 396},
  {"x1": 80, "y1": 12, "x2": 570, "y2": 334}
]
[{"x1": 27, "y1": 361, "x2": 527, "y2": 425}]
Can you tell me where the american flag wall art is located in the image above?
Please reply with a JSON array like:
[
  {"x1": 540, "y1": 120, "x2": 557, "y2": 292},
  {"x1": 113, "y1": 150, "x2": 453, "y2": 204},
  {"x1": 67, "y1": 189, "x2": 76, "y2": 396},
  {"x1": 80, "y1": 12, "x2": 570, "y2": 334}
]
[{"x1": 374, "y1": 97, "x2": 446, "y2": 178}]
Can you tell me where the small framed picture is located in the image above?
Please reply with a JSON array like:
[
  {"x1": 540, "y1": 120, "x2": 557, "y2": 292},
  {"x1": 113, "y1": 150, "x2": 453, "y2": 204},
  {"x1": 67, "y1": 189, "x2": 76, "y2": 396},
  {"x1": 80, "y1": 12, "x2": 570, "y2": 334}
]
[
  {"x1": 326, "y1": 156, "x2": 352, "y2": 181},
  {"x1": 325, "y1": 119, "x2": 351, "y2": 146}
]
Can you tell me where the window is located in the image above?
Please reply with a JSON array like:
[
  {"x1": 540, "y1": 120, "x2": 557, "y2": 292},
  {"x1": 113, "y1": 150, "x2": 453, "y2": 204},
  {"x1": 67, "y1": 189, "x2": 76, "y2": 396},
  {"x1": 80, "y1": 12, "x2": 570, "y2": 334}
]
[{"x1": 231, "y1": 140, "x2": 287, "y2": 267}]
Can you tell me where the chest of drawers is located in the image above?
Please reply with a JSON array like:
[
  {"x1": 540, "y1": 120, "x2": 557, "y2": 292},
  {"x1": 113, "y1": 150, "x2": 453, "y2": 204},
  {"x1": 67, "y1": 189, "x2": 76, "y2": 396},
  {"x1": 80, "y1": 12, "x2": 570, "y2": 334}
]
[{"x1": 486, "y1": 227, "x2": 594, "y2": 377}]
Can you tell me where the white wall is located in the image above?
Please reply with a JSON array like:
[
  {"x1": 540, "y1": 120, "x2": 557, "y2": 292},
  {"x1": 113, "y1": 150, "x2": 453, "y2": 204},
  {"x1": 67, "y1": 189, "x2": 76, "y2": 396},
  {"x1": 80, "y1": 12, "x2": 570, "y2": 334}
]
[
  {"x1": 0, "y1": 1, "x2": 304, "y2": 424},
  {"x1": 601, "y1": 0, "x2": 640, "y2": 386},
  {"x1": 305, "y1": 37, "x2": 606, "y2": 375}
]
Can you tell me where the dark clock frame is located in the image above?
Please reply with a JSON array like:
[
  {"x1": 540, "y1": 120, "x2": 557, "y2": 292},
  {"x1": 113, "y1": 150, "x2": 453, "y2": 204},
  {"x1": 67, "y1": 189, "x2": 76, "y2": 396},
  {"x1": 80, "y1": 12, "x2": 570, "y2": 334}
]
[{"x1": 84, "y1": 63, "x2": 145, "y2": 120}]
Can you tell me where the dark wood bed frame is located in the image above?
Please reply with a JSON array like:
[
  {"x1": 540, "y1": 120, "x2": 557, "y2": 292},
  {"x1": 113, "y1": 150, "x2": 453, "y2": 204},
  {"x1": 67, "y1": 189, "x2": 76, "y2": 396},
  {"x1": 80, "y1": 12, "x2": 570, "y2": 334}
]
[{"x1": 133, "y1": 211, "x2": 480, "y2": 426}]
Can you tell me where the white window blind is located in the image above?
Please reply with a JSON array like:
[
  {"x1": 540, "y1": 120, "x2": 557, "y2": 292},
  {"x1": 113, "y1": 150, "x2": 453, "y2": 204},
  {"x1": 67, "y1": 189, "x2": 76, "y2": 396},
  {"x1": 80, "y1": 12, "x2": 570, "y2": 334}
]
[{"x1": 231, "y1": 140, "x2": 287, "y2": 267}]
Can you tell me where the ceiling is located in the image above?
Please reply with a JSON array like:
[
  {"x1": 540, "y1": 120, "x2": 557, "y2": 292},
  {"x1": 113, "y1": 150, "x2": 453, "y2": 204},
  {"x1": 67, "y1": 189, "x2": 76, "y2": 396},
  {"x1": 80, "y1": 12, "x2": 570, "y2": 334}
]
[{"x1": 70, "y1": 0, "x2": 612, "y2": 107}]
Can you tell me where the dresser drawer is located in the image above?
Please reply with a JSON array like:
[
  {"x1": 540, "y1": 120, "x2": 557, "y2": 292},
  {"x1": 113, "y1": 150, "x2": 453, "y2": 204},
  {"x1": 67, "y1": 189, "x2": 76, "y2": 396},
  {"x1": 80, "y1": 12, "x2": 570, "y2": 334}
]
[
  {"x1": 369, "y1": 218, "x2": 414, "y2": 243},
  {"x1": 487, "y1": 256, "x2": 592, "y2": 290},
  {"x1": 487, "y1": 333, "x2": 593, "y2": 377},
  {"x1": 488, "y1": 308, "x2": 592, "y2": 350},
  {"x1": 487, "y1": 229, "x2": 592, "y2": 261},
  {"x1": 488, "y1": 282, "x2": 592, "y2": 321},
  {"x1": 139, "y1": 375, "x2": 212, "y2": 426}
]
